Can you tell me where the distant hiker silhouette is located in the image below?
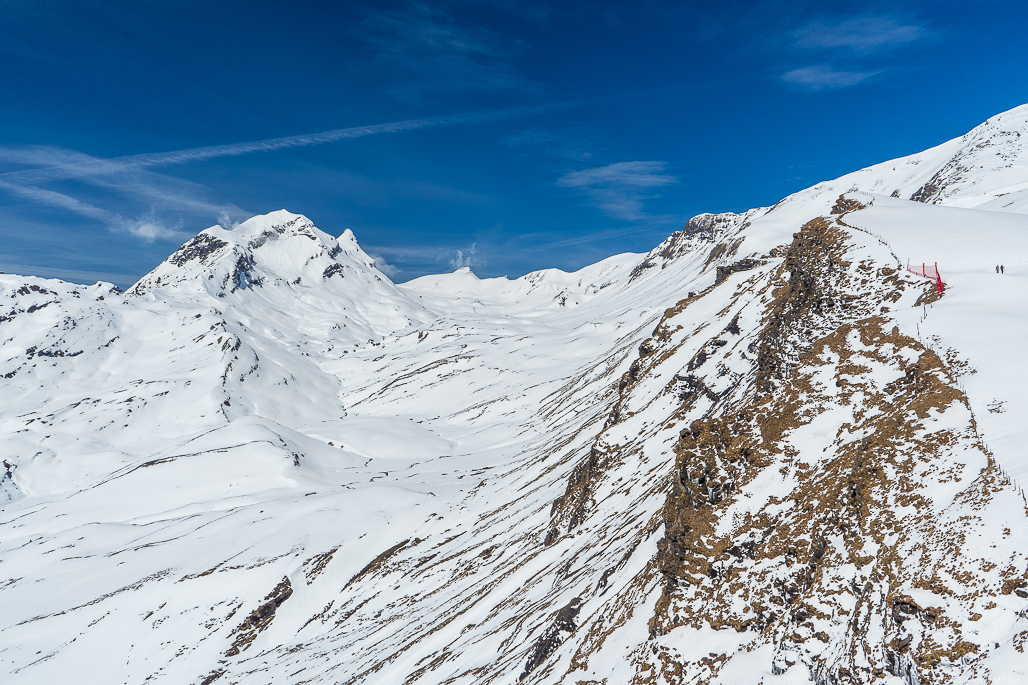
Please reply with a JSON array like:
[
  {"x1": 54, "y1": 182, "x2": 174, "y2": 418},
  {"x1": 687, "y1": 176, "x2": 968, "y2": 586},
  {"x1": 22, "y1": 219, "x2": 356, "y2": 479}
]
[
  {"x1": 996, "y1": 265, "x2": 1000, "y2": 273},
  {"x1": 1002, "y1": 265, "x2": 1006, "y2": 273}
]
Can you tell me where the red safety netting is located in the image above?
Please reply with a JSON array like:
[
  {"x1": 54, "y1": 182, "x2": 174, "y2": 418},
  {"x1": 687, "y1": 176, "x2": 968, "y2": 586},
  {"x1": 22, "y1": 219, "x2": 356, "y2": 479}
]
[{"x1": 906, "y1": 261, "x2": 944, "y2": 295}]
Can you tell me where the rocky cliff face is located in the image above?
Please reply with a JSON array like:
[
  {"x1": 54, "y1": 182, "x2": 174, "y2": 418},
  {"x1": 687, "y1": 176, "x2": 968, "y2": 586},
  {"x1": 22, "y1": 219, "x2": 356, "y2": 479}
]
[
  {"x1": 640, "y1": 204, "x2": 1027, "y2": 683},
  {"x1": 502, "y1": 191, "x2": 1028, "y2": 684}
]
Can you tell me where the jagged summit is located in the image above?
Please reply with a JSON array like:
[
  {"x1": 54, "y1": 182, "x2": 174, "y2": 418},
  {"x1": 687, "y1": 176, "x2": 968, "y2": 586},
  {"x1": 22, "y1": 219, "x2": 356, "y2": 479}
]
[
  {"x1": 903, "y1": 102, "x2": 1028, "y2": 211},
  {"x1": 130, "y1": 210, "x2": 384, "y2": 297},
  {"x1": 832, "y1": 101, "x2": 1028, "y2": 212},
  {"x1": 126, "y1": 210, "x2": 434, "y2": 348}
]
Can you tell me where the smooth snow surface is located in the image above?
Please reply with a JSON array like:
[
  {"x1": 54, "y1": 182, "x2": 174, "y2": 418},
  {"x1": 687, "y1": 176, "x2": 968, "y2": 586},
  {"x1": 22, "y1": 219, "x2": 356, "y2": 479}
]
[{"x1": 2, "y1": 103, "x2": 1028, "y2": 684}]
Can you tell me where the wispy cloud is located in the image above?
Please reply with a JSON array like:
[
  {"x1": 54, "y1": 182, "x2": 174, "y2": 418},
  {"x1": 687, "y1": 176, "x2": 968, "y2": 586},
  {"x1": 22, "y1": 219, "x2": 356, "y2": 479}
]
[
  {"x1": 87, "y1": 169, "x2": 247, "y2": 220},
  {"x1": 0, "y1": 145, "x2": 97, "y2": 168},
  {"x1": 0, "y1": 177, "x2": 193, "y2": 242},
  {"x1": 0, "y1": 101, "x2": 585, "y2": 189},
  {"x1": 0, "y1": 179, "x2": 118, "y2": 224},
  {"x1": 782, "y1": 65, "x2": 879, "y2": 89},
  {"x1": 558, "y1": 162, "x2": 676, "y2": 189},
  {"x1": 449, "y1": 243, "x2": 480, "y2": 270},
  {"x1": 362, "y1": 242, "x2": 486, "y2": 278},
  {"x1": 0, "y1": 144, "x2": 243, "y2": 219},
  {"x1": 0, "y1": 99, "x2": 590, "y2": 241},
  {"x1": 0, "y1": 147, "x2": 239, "y2": 242},
  {"x1": 367, "y1": 251, "x2": 401, "y2": 279},
  {"x1": 119, "y1": 209, "x2": 190, "y2": 242},
  {"x1": 557, "y1": 161, "x2": 677, "y2": 221},
  {"x1": 793, "y1": 16, "x2": 924, "y2": 53},
  {"x1": 781, "y1": 14, "x2": 927, "y2": 91}
]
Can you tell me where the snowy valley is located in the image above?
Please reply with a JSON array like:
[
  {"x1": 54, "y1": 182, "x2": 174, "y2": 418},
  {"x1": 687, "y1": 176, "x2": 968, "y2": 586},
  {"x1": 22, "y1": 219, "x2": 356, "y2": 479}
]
[{"x1": 2, "y1": 104, "x2": 1028, "y2": 685}]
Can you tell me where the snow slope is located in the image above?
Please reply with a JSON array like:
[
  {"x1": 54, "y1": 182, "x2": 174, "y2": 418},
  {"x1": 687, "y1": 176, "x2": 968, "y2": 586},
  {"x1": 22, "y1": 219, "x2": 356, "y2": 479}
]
[
  {"x1": 840, "y1": 194, "x2": 1028, "y2": 482},
  {"x1": 1, "y1": 104, "x2": 1027, "y2": 685}
]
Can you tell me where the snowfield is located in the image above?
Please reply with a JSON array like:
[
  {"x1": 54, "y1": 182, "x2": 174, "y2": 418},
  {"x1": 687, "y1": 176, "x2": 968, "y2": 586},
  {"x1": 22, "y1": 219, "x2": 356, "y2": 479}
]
[{"x1": 1, "y1": 104, "x2": 1028, "y2": 685}]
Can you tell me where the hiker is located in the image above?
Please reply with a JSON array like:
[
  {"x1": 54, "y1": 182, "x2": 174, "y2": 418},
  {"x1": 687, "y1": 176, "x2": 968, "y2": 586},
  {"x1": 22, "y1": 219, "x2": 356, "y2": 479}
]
[
  {"x1": 996, "y1": 265, "x2": 1000, "y2": 273},
  {"x1": 1002, "y1": 265, "x2": 1006, "y2": 273}
]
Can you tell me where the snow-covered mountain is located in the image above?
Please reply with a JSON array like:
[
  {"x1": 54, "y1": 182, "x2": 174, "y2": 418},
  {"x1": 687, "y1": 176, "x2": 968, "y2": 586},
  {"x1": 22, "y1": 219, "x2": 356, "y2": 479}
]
[{"x1": 2, "y1": 104, "x2": 1028, "y2": 685}]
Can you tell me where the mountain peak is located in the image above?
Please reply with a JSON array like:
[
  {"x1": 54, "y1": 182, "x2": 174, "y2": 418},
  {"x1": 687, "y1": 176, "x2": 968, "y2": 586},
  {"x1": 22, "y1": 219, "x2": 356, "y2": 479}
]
[
  {"x1": 130, "y1": 210, "x2": 380, "y2": 297},
  {"x1": 907, "y1": 102, "x2": 1028, "y2": 210}
]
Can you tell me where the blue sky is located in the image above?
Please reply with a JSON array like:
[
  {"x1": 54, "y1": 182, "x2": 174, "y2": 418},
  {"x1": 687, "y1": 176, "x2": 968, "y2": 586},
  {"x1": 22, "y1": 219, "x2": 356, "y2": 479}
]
[{"x1": 0, "y1": 0, "x2": 1025, "y2": 286}]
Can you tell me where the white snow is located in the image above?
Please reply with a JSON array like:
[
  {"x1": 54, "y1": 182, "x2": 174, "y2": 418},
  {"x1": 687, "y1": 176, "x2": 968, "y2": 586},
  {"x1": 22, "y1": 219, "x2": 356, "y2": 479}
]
[{"x1": 1, "y1": 104, "x2": 1027, "y2": 684}]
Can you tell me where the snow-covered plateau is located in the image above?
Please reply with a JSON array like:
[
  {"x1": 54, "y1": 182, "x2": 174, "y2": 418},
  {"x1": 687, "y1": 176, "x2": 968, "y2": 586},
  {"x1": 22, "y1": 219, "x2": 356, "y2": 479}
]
[{"x1": 2, "y1": 105, "x2": 1028, "y2": 685}]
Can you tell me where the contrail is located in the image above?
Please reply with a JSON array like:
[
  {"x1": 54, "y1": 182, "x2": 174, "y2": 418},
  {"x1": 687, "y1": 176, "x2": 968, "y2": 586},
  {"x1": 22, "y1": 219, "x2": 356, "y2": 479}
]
[
  {"x1": 0, "y1": 179, "x2": 118, "y2": 224},
  {"x1": 0, "y1": 99, "x2": 589, "y2": 186},
  {"x1": 0, "y1": 178, "x2": 193, "y2": 241}
]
